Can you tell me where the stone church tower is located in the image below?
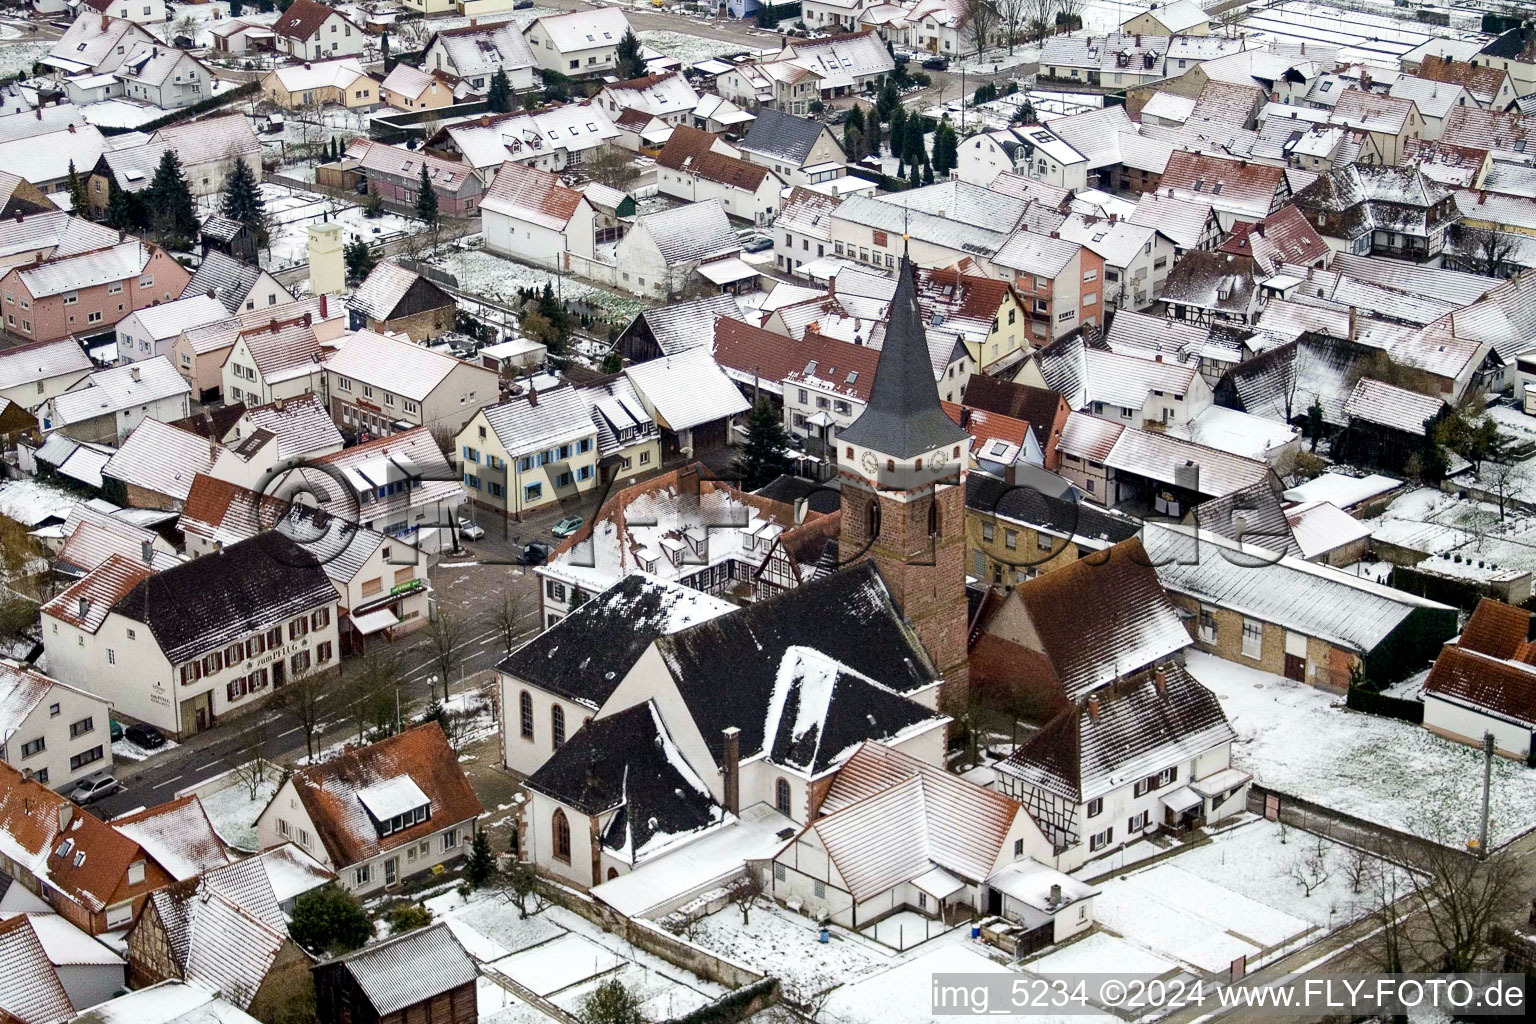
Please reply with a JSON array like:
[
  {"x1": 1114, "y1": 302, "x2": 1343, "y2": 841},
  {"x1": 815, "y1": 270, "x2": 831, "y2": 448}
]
[{"x1": 837, "y1": 252, "x2": 973, "y2": 712}]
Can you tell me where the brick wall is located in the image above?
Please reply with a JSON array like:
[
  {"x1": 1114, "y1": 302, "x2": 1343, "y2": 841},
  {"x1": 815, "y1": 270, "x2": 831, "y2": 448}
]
[{"x1": 373, "y1": 305, "x2": 453, "y2": 343}]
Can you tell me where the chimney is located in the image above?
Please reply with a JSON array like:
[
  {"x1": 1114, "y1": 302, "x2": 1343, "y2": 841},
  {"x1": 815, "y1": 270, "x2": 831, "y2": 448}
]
[
  {"x1": 67, "y1": 123, "x2": 75, "y2": 134},
  {"x1": 1479, "y1": 190, "x2": 1487, "y2": 204},
  {"x1": 1049, "y1": 883, "x2": 1062, "y2": 905},
  {"x1": 1135, "y1": 34, "x2": 1141, "y2": 47},
  {"x1": 34, "y1": 108, "x2": 40, "y2": 120},
  {"x1": 58, "y1": 804, "x2": 73, "y2": 831},
  {"x1": 1153, "y1": 352, "x2": 1162, "y2": 362},
  {"x1": 78, "y1": 596, "x2": 90, "y2": 619},
  {"x1": 129, "y1": 366, "x2": 140, "y2": 382},
  {"x1": 1086, "y1": 694, "x2": 1100, "y2": 719},
  {"x1": 527, "y1": 385, "x2": 538, "y2": 407},
  {"x1": 101, "y1": 14, "x2": 108, "y2": 30},
  {"x1": 303, "y1": 312, "x2": 313, "y2": 327},
  {"x1": 1348, "y1": 305, "x2": 1357, "y2": 341},
  {"x1": 721, "y1": 726, "x2": 741, "y2": 816},
  {"x1": 470, "y1": 17, "x2": 477, "y2": 26},
  {"x1": 320, "y1": 293, "x2": 328, "y2": 320},
  {"x1": 1154, "y1": 666, "x2": 1167, "y2": 694},
  {"x1": 141, "y1": 539, "x2": 153, "y2": 564},
  {"x1": 270, "y1": 319, "x2": 280, "y2": 333},
  {"x1": 206, "y1": 288, "x2": 216, "y2": 300},
  {"x1": 275, "y1": 397, "x2": 285, "y2": 411}
]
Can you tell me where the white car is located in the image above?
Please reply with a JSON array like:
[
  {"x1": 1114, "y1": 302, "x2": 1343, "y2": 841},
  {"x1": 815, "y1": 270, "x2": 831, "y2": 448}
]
[{"x1": 459, "y1": 520, "x2": 486, "y2": 541}]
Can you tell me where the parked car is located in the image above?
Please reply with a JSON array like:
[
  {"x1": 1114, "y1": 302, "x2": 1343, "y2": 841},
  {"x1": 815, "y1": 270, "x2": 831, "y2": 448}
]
[
  {"x1": 459, "y1": 520, "x2": 486, "y2": 541},
  {"x1": 514, "y1": 0, "x2": 534, "y2": 6},
  {"x1": 552, "y1": 515, "x2": 585, "y2": 538},
  {"x1": 922, "y1": 56, "x2": 950, "y2": 71},
  {"x1": 109, "y1": 718, "x2": 123, "y2": 743},
  {"x1": 522, "y1": 541, "x2": 553, "y2": 565},
  {"x1": 124, "y1": 723, "x2": 166, "y2": 749},
  {"x1": 893, "y1": 52, "x2": 911, "y2": 65},
  {"x1": 743, "y1": 235, "x2": 773, "y2": 253},
  {"x1": 70, "y1": 774, "x2": 121, "y2": 804}
]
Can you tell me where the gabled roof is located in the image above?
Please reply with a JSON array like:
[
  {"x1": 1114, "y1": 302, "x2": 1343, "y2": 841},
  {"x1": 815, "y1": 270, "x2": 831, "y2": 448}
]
[
  {"x1": 274, "y1": 0, "x2": 351, "y2": 41},
  {"x1": 58, "y1": 513, "x2": 182, "y2": 576},
  {"x1": 269, "y1": 57, "x2": 371, "y2": 93},
  {"x1": 1439, "y1": 106, "x2": 1533, "y2": 158},
  {"x1": 1331, "y1": 87, "x2": 1416, "y2": 135},
  {"x1": 623, "y1": 346, "x2": 750, "y2": 432},
  {"x1": 806, "y1": 742, "x2": 1033, "y2": 901},
  {"x1": 428, "y1": 23, "x2": 536, "y2": 80},
  {"x1": 525, "y1": 7, "x2": 630, "y2": 54},
  {"x1": 348, "y1": 261, "x2": 442, "y2": 322},
  {"x1": 238, "y1": 394, "x2": 344, "y2": 461},
  {"x1": 181, "y1": 251, "x2": 269, "y2": 314},
  {"x1": 1456, "y1": 598, "x2": 1531, "y2": 660},
  {"x1": 479, "y1": 384, "x2": 595, "y2": 455},
  {"x1": 1217, "y1": 204, "x2": 1328, "y2": 272},
  {"x1": 599, "y1": 71, "x2": 699, "y2": 117},
  {"x1": 345, "y1": 139, "x2": 476, "y2": 194},
  {"x1": 657, "y1": 125, "x2": 772, "y2": 192},
  {"x1": 837, "y1": 254, "x2": 969, "y2": 458},
  {"x1": 739, "y1": 107, "x2": 829, "y2": 165},
  {"x1": 14, "y1": 240, "x2": 156, "y2": 298},
  {"x1": 501, "y1": 574, "x2": 732, "y2": 710},
  {"x1": 1129, "y1": 191, "x2": 1216, "y2": 250},
  {"x1": 0, "y1": 338, "x2": 92, "y2": 392},
  {"x1": 282, "y1": 724, "x2": 482, "y2": 867},
  {"x1": 626, "y1": 293, "x2": 740, "y2": 357},
  {"x1": 42, "y1": 553, "x2": 155, "y2": 634},
  {"x1": 1343, "y1": 377, "x2": 1443, "y2": 435},
  {"x1": 111, "y1": 796, "x2": 229, "y2": 882},
  {"x1": 631, "y1": 198, "x2": 738, "y2": 266},
  {"x1": 0, "y1": 916, "x2": 73, "y2": 1024},
  {"x1": 113, "y1": 532, "x2": 335, "y2": 665},
  {"x1": 480, "y1": 160, "x2": 585, "y2": 231},
  {"x1": 712, "y1": 316, "x2": 878, "y2": 401},
  {"x1": 1160, "y1": 151, "x2": 1283, "y2": 219},
  {"x1": 0, "y1": 211, "x2": 110, "y2": 264},
  {"x1": 152, "y1": 113, "x2": 259, "y2": 163},
  {"x1": 1130, "y1": 0, "x2": 1209, "y2": 32},
  {"x1": 323, "y1": 329, "x2": 487, "y2": 402},
  {"x1": 323, "y1": 923, "x2": 477, "y2": 1016},
  {"x1": 50, "y1": 356, "x2": 190, "y2": 427},
  {"x1": 1000, "y1": 663, "x2": 1233, "y2": 803},
  {"x1": 965, "y1": 471, "x2": 1139, "y2": 550},
  {"x1": 1424, "y1": 645, "x2": 1536, "y2": 729}
]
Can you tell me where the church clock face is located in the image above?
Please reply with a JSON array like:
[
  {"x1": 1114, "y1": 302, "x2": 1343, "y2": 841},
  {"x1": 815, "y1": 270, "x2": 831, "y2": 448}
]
[
  {"x1": 860, "y1": 450, "x2": 880, "y2": 476},
  {"x1": 931, "y1": 448, "x2": 949, "y2": 470}
]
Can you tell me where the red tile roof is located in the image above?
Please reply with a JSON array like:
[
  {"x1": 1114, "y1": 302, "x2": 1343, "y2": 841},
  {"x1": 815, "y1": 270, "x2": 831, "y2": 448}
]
[
  {"x1": 657, "y1": 125, "x2": 771, "y2": 192},
  {"x1": 1218, "y1": 204, "x2": 1329, "y2": 271},
  {"x1": 481, "y1": 160, "x2": 585, "y2": 230},
  {"x1": 1425, "y1": 645, "x2": 1536, "y2": 727},
  {"x1": 1161, "y1": 150, "x2": 1284, "y2": 214},
  {"x1": 712, "y1": 316, "x2": 879, "y2": 401},
  {"x1": 1456, "y1": 597, "x2": 1532, "y2": 660},
  {"x1": 1414, "y1": 55, "x2": 1509, "y2": 105},
  {"x1": 275, "y1": 0, "x2": 351, "y2": 41},
  {"x1": 40, "y1": 553, "x2": 155, "y2": 634}
]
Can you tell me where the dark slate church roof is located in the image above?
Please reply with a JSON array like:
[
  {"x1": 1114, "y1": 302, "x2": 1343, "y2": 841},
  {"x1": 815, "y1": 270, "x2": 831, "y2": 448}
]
[
  {"x1": 524, "y1": 701, "x2": 723, "y2": 857},
  {"x1": 497, "y1": 574, "x2": 733, "y2": 710},
  {"x1": 837, "y1": 254, "x2": 971, "y2": 459},
  {"x1": 654, "y1": 561, "x2": 943, "y2": 770},
  {"x1": 965, "y1": 472, "x2": 1140, "y2": 550},
  {"x1": 113, "y1": 532, "x2": 335, "y2": 665}
]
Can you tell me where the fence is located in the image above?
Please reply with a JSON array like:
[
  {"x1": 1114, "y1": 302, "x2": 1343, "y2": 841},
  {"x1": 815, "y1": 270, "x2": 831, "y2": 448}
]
[
  {"x1": 1345, "y1": 686, "x2": 1424, "y2": 724},
  {"x1": 1248, "y1": 783, "x2": 1466, "y2": 861}
]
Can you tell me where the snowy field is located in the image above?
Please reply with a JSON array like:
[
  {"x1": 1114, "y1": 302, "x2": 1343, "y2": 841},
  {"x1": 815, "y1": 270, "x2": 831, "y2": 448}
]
[
  {"x1": 0, "y1": 41, "x2": 47, "y2": 79},
  {"x1": 639, "y1": 30, "x2": 747, "y2": 62},
  {"x1": 1237, "y1": 0, "x2": 1484, "y2": 67},
  {"x1": 862, "y1": 909, "x2": 958, "y2": 951},
  {"x1": 1187, "y1": 652, "x2": 1536, "y2": 847},
  {"x1": 689, "y1": 901, "x2": 890, "y2": 998},
  {"x1": 430, "y1": 244, "x2": 648, "y2": 321},
  {"x1": 198, "y1": 774, "x2": 279, "y2": 852},
  {"x1": 209, "y1": 182, "x2": 420, "y2": 272}
]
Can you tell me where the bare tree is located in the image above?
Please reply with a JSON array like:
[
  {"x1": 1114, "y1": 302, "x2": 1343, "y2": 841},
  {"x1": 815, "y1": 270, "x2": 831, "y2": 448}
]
[
  {"x1": 1287, "y1": 838, "x2": 1331, "y2": 897},
  {"x1": 1028, "y1": 0, "x2": 1055, "y2": 40},
  {"x1": 965, "y1": 0, "x2": 1002, "y2": 58},
  {"x1": 995, "y1": 0, "x2": 1028, "y2": 53},
  {"x1": 1484, "y1": 455, "x2": 1529, "y2": 522},
  {"x1": 1358, "y1": 858, "x2": 1411, "y2": 973},
  {"x1": 273, "y1": 670, "x2": 328, "y2": 761},
  {"x1": 583, "y1": 144, "x2": 641, "y2": 192},
  {"x1": 342, "y1": 644, "x2": 400, "y2": 740},
  {"x1": 1343, "y1": 846, "x2": 1372, "y2": 895},
  {"x1": 1453, "y1": 227, "x2": 1520, "y2": 279},
  {"x1": 494, "y1": 590, "x2": 530, "y2": 653},
  {"x1": 1055, "y1": 0, "x2": 1086, "y2": 32},
  {"x1": 727, "y1": 872, "x2": 764, "y2": 925},
  {"x1": 426, "y1": 603, "x2": 470, "y2": 702},
  {"x1": 232, "y1": 722, "x2": 273, "y2": 801},
  {"x1": 500, "y1": 859, "x2": 550, "y2": 919}
]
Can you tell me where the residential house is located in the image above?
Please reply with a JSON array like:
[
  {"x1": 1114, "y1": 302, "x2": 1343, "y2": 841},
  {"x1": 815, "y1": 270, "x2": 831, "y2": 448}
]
[
  {"x1": 1020, "y1": 333, "x2": 1214, "y2": 430},
  {"x1": 613, "y1": 293, "x2": 741, "y2": 362},
  {"x1": 179, "y1": 251, "x2": 293, "y2": 316},
  {"x1": 273, "y1": 0, "x2": 365, "y2": 61},
  {"x1": 1421, "y1": 598, "x2": 1536, "y2": 759},
  {"x1": 1335, "y1": 376, "x2": 1446, "y2": 473},
  {"x1": 150, "y1": 115, "x2": 263, "y2": 199},
  {"x1": 0, "y1": 212, "x2": 111, "y2": 273},
  {"x1": 0, "y1": 762, "x2": 178, "y2": 934},
  {"x1": 226, "y1": 393, "x2": 346, "y2": 462},
  {"x1": 521, "y1": 563, "x2": 950, "y2": 889},
  {"x1": 802, "y1": 0, "x2": 879, "y2": 34},
  {"x1": 220, "y1": 310, "x2": 328, "y2": 407},
  {"x1": 962, "y1": 376, "x2": 1072, "y2": 471},
  {"x1": 126, "y1": 848, "x2": 328, "y2": 1018},
  {"x1": 1056, "y1": 213, "x2": 1175, "y2": 312},
  {"x1": 255, "y1": 724, "x2": 483, "y2": 895},
  {"x1": 963, "y1": 468, "x2": 1140, "y2": 587},
  {"x1": 1387, "y1": 75, "x2": 1472, "y2": 141},
  {"x1": 0, "y1": 661, "x2": 115, "y2": 794},
  {"x1": 380, "y1": 64, "x2": 461, "y2": 112},
  {"x1": 1143, "y1": 522, "x2": 1457, "y2": 689},
  {"x1": 0, "y1": 912, "x2": 123, "y2": 1015},
  {"x1": 0, "y1": 170, "x2": 58, "y2": 219},
  {"x1": 610, "y1": 199, "x2": 742, "y2": 298},
  {"x1": 1290, "y1": 163, "x2": 1458, "y2": 259},
  {"x1": 53, "y1": 502, "x2": 182, "y2": 579},
  {"x1": 41, "y1": 357, "x2": 191, "y2": 444},
  {"x1": 346, "y1": 262, "x2": 454, "y2": 342},
  {"x1": 737, "y1": 108, "x2": 848, "y2": 189},
  {"x1": 345, "y1": 139, "x2": 484, "y2": 218},
  {"x1": 324, "y1": 329, "x2": 499, "y2": 440},
  {"x1": 114, "y1": 293, "x2": 229, "y2": 365},
  {"x1": 0, "y1": 113, "x2": 109, "y2": 203},
  {"x1": 0, "y1": 338, "x2": 94, "y2": 413},
  {"x1": 1159, "y1": 249, "x2": 1268, "y2": 324},
  {"x1": 1158, "y1": 150, "x2": 1287, "y2": 229},
  {"x1": 81, "y1": 0, "x2": 166, "y2": 25},
  {"x1": 313, "y1": 923, "x2": 477, "y2": 1024},
  {"x1": 623, "y1": 346, "x2": 750, "y2": 456},
  {"x1": 596, "y1": 71, "x2": 700, "y2": 128},
  {"x1": 95, "y1": 43, "x2": 215, "y2": 111},
  {"x1": 1038, "y1": 33, "x2": 1170, "y2": 90},
  {"x1": 522, "y1": 7, "x2": 632, "y2": 77},
  {"x1": 265, "y1": 426, "x2": 466, "y2": 550},
  {"x1": 982, "y1": 232, "x2": 1105, "y2": 343},
  {"x1": 769, "y1": 742, "x2": 1092, "y2": 941},
  {"x1": 1129, "y1": 191, "x2": 1222, "y2": 254},
  {"x1": 691, "y1": 91, "x2": 757, "y2": 136},
  {"x1": 0, "y1": 240, "x2": 191, "y2": 344},
  {"x1": 261, "y1": 58, "x2": 379, "y2": 111},
  {"x1": 41, "y1": 15, "x2": 158, "y2": 79},
  {"x1": 1121, "y1": 0, "x2": 1210, "y2": 36},
  {"x1": 479, "y1": 160, "x2": 597, "y2": 266},
  {"x1": 65, "y1": 982, "x2": 267, "y2": 1024},
  {"x1": 532, "y1": 465, "x2": 822, "y2": 624},
  {"x1": 41, "y1": 532, "x2": 341, "y2": 736},
  {"x1": 774, "y1": 186, "x2": 842, "y2": 276},
  {"x1": 1476, "y1": 23, "x2": 1536, "y2": 98},
  {"x1": 1328, "y1": 88, "x2": 1424, "y2": 162},
  {"x1": 1216, "y1": 204, "x2": 1332, "y2": 272},
  {"x1": 433, "y1": 106, "x2": 621, "y2": 178},
  {"x1": 423, "y1": 23, "x2": 539, "y2": 95},
  {"x1": 109, "y1": 797, "x2": 230, "y2": 883},
  {"x1": 172, "y1": 295, "x2": 343, "y2": 404},
  {"x1": 656, "y1": 125, "x2": 784, "y2": 226},
  {"x1": 456, "y1": 385, "x2": 602, "y2": 521}
]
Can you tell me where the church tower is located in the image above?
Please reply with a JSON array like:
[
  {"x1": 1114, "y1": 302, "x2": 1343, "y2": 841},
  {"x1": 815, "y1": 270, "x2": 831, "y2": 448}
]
[{"x1": 838, "y1": 252, "x2": 973, "y2": 713}]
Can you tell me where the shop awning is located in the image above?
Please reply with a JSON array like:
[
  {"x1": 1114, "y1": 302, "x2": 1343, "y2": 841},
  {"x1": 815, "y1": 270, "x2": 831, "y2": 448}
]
[
  {"x1": 912, "y1": 865, "x2": 964, "y2": 901},
  {"x1": 1160, "y1": 786, "x2": 1202, "y2": 814},
  {"x1": 350, "y1": 607, "x2": 400, "y2": 635}
]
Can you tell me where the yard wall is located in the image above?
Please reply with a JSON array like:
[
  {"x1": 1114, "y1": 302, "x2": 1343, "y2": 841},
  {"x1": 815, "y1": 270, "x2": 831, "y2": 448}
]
[{"x1": 1244, "y1": 782, "x2": 1524, "y2": 859}]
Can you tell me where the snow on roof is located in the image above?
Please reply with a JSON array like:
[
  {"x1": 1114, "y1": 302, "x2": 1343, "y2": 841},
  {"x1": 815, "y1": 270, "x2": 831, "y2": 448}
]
[
  {"x1": 238, "y1": 394, "x2": 343, "y2": 461},
  {"x1": 1104, "y1": 421, "x2": 1272, "y2": 498},
  {"x1": 633, "y1": 198, "x2": 739, "y2": 266},
  {"x1": 347, "y1": 261, "x2": 427, "y2": 322},
  {"x1": 59, "y1": 511, "x2": 182, "y2": 575},
  {"x1": 0, "y1": 211, "x2": 115, "y2": 264},
  {"x1": 325, "y1": 328, "x2": 488, "y2": 402},
  {"x1": 445, "y1": 105, "x2": 620, "y2": 170},
  {"x1": 600, "y1": 71, "x2": 699, "y2": 117},
  {"x1": 479, "y1": 384, "x2": 593, "y2": 456},
  {"x1": 355, "y1": 776, "x2": 431, "y2": 824},
  {"x1": 270, "y1": 57, "x2": 370, "y2": 93},
  {"x1": 1146, "y1": 522, "x2": 1452, "y2": 652},
  {"x1": 16, "y1": 239, "x2": 154, "y2": 298},
  {"x1": 73, "y1": 980, "x2": 262, "y2": 1024},
  {"x1": 50, "y1": 356, "x2": 190, "y2": 426},
  {"x1": 823, "y1": 945, "x2": 1013, "y2": 1024},
  {"x1": 123, "y1": 294, "x2": 230, "y2": 342},
  {"x1": 527, "y1": 6, "x2": 630, "y2": 53},
  {"x1": 480, "y1": 160, "x2": 585, "y2": 231},
  {"x1": 112, "y1": 796, "x2": 230, "y2": 882},
  {"x1": 1141, "y1": 90, "x2": 1196, "y2": 124},
  {"x1": 2, "y1": 911, "x2": 122, "y2": 966},
  {"x1": 1166, "y1": 405, "x2": 1298, "y2": 461},
  {"x1": 1284, "y1": 500, "x2": 1371, "y2": 561},
  {"x1": 1130, "y1": 0, "x2": 1210, "y2": 32},
  {"x1": 346, "y1": 138, "x2": 475, "y2": 193},
  {"x1": 624, "y1": 347, "x2": 749, "y2": 432},
  {"x1": 1130, "y1": 191, "x2": 1215, "y2": 250},
  {"x1": 102, "y1": 418, "x2": 216, "y2": 502},
  {"x1": 1344, "y1": 377, "x2": 1443, "y2": 435},
  {"x1": 430, "y1": 23, "x2": 536, "y2": 80},
  {"x1": 152, "y1": 113, "x2": 259, "y2": 164},
  {"x1": 0, "y1": 338, "x2": 93, "y2": 392},
  {"x1": 987, "y1": 859, "x2": 1096, "y2": 910},
  {"x1": 0, "y1": 916, "x2": 74, "y2": 1024}
]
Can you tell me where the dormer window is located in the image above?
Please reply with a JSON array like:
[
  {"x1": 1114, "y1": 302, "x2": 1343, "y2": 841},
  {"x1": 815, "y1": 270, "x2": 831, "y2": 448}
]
[{"x1": 356, "y1": 777, "x2": 432, "y2": 838}]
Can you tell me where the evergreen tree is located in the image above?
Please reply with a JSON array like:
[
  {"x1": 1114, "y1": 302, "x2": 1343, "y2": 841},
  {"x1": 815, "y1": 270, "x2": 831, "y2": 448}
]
[
  {"x1": 1306, "y1": 398, "x2": 1325, "y2": 452},
  {"x1": 909, "y1": 161, "x2": 921, "y2": 188},
  {"x1": 65, "y1": 161, "x2": 87, "y2": 217},
  {"x1": 876, "y1": 77, "x2": 900, "y2": 123},
  {"x1": 104, "y1": 185, "x2": 142, "y2": 234},
  {"x1": 487, "y1": 69, "x2": 513, "y2": 113},
  {"x1": 842, "y1": 105, "x2": 864, "y2": 157},
  {"x1": 220, "y1": 157, "x2": 267, "y2": 244},
  {"x1": 414, "y1": 163, "x2": 439, "y2": 226},
  {"x1": 344, "y1": 239, "x2": 376, "y2": 285},
  {"x1": 289, "y1": 884, "x2": 371, "y2": 956},
  {"x1": 614, "y1": 29, "x2": 646, "y2": 79},
  {"x1": 467, "y1": 831, "x2": 496, "y2": 887},
  {"x1": 381, "y1": 31, "x2": 393, "y2": 73},
  {"x1": 229, "y1": 0, "x2": 243, "y2": 15},
  {"x1": 866, "y1": 117, "x2": 881, "y2": 159},
  {"x1": 732, "y1": 398, "x2": 792, "y2": 491},
  {"x1": 923, "y1": 160, "x2": 934, "y2": 185},
  {"x1": 888, "y1": 105, "x2": 907, "y2": 167},
  {"x1": 579, "y1": 980, "x2": 646, "y2": 1024},
  {"x1": 148, "y1": 149, "x2": 197, "y2": 249}
]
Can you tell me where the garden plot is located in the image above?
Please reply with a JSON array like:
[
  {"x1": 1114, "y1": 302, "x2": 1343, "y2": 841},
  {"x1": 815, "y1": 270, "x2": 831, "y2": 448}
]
[
  {"x1": 477, "y1": 976, "x2": 550, "y2": 1024},
  {"x1": 228, "y1": 183, "x2": 420, "y2": 271},
  {"x1": 435, "y1": 892, "x2": 566, "y2": 960},
  {"x1": 0, "y1": 42, "x2": 47, "y2": 79},
  {"x1": 491, "y1": 933, "x2": 625, "y2": 997},
  {"x1": 431, "y1": 245, "x2": 648, "y2": 321},
  {"x1": 950, "y1": 45, "x2": 1041, "y2": 76},
  {"x1": 689, "y1": 901, "x2": 890, "y2": 999},
  {"x1": 551, "y1": 961, "x2": 716, "y2": 1021},
  {"x1": 862, "y1": 910, "x2": 956, "y2": 951},
  {"x1": 1092, "y1": 882, "x2": 1262, "y2": 974},
  {"x1": 1025, "y1": 931, "x2": 1177, "y2": 977},
  {"x1": 639, "y1": 30, "x2": 746, "y2": 63},
  {"x1": 1187, "y1": 651, "x2": 1536, "y2": 847}
]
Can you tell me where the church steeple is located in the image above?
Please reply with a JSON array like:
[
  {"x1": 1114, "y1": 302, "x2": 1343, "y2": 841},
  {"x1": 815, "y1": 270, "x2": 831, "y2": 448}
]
[{"x1": 837, "y1": 252, "x2": 970, "y2": 460}]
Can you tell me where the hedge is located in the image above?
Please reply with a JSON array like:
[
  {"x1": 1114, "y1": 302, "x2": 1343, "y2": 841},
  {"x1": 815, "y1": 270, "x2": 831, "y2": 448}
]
[
  {"x1": 100, "y1": 81, "x2": 261, "y2": 137},
  {"x1": 663, "y1": 979, "x2": 778, "y2": 1024},
  {"x1": 1345, "y1": 686, "x2": 1424, "y2": 724}
]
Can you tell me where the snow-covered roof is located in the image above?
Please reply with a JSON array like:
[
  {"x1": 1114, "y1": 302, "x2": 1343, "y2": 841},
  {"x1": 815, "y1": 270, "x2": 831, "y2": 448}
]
[
  {"x1": 1284, "y1": 500, "x2": 1371, "y2": 561},
  {"x1": 101, "y1": 418, "x2": 217, "y2": 502},
  {"x1": 122, "y1": 293, "x2": 229, "y2": 342},
  {"x1": 526, "y1": 7, "x2": 630, "y2": 54},
  {"x1": 429, "y1": 23, "x2": 536, "y2": 80},
  {"x1": 238, "y1": 393, "x2": 344, "y2": 461},
  {"x1": 112, "y1": 796, "x2": 230, "y2": 882},
  {"x1": 600, "y1": 71, "x2": 699, "y2": 118},
  {"x1": 1104, "y1": 419, "x2": 1272, "y2": 498},
  {"x1": 480, "y1": 159, "x2": 586, "y2": 230},
  {"x1": 632, "y1": 198, "x2": 739, "y2": 267},
  {"x1": 1282, "y1": 471, "x2": 1400, "y2": 508},
  {"x1": 479, "y1": 385, "x2": 594, "y2": 456},
  {"x1": 0, "y1": 916, "x2": 74, "y2": 1024},
  {"x1": 325, "y1": 328, "x2": 487, "y2": 402},
  {"x1": 445, "y1": 105, "x2": 620, "y2": 171},
  {"x1": 50, "y1": 356, "x2": 190, "y2": 427},
  {"x1": 268, "y1": 57, "x2": 370, "y2": 93},
  {"x1": 71, "y1": 981, "x2": 262, "y2": 1024},
  {"x1": 1127, "y1": 0, "x2": 1210, "y2": 33},
  {"x1": 1166, "y1": 405, "x2": 1298, "y2": 461},
  {"x1": 1343, "y1": 377, "x2": 1443, "y2": 435},
  {"x1": 347, "y1": 261, "x2": 428, "y2": 322},
  {"x1": 15, "y1": 239, "x2": 155, "y2": 298},
  {"x1": 624, "y1": 347, "x2": 749, "y2": 432},
  {"x1": 0, "y1": 338, "x2": 93, "y2": 391}
]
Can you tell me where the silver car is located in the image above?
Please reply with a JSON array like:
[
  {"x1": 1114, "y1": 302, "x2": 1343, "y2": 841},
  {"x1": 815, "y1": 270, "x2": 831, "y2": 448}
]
[{"x1": 70, "y1": 774, "x2": 121, "y2": 804}]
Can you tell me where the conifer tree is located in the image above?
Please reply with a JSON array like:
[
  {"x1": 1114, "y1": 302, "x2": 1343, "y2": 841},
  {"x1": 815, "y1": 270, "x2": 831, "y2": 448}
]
[
  {"x1": 614, "y1": 29, "x2": 646, "y2": 79},
  {"x1": 65, "y1": 161, "x2": 88, "y2": 217},
  {"x1": 732, "y1": 398, "x2": 792, "y2": 491},
  {"x1": 487, "y1": 69, "x2": 513, "y2": 113},
  {"x1": 414, "y1": 163, "x2": 438, "y2": 226},
  {"x1": 220, "y1": 157, "x2": 267, "y2": 245},
  {"x1": 149, "y1": 149, "x2": 197, "y2": 249}
]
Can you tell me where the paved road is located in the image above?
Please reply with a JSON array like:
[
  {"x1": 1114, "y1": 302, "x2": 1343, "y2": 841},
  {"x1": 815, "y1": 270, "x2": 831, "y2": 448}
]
[{"x1": 88, "y1": 493, "x2": 605, "y2": 819}]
